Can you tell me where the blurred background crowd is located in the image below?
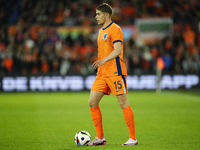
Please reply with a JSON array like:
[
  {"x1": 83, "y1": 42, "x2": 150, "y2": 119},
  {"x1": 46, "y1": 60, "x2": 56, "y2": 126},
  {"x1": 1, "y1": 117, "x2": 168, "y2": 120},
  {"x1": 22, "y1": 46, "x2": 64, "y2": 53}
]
[{"x1": 0, "y1": 0, "x2": 200, "y2": 76}]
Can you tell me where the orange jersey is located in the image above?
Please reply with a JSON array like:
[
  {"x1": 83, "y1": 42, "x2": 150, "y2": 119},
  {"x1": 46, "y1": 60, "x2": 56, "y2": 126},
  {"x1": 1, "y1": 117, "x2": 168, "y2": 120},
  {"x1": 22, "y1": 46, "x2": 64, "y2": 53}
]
[{"x1": 97, "y1": 22, "x2": 127, "y2": 77}]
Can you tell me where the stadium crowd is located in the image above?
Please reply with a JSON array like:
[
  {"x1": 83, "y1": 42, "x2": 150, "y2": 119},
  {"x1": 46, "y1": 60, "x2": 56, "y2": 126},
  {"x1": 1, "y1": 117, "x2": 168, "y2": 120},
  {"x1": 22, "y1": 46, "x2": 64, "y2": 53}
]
[{"x1": 0, "y1": 0, "x2": 200, "y2": 76}]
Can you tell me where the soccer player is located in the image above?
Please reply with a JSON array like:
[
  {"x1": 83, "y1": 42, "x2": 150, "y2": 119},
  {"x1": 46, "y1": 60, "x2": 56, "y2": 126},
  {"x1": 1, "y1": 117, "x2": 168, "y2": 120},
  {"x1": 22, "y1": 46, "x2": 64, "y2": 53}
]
[{"x1": 88, "y1": 3, "x2": 138, "y2": 146}]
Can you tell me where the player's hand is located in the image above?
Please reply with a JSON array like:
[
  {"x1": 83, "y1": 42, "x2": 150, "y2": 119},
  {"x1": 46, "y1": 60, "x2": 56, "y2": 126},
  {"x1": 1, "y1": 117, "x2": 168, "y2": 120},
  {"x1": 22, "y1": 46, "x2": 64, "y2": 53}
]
[{"x1": 92, "y1": 59, "x2": 106, "y2": 69}]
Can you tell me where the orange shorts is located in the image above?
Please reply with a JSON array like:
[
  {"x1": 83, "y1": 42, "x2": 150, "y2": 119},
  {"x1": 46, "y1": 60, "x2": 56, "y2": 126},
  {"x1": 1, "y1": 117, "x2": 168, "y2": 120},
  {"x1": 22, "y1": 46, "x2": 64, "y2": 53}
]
[{"x1": 91, "y1": 75, "x2": 128, "y2": 95}]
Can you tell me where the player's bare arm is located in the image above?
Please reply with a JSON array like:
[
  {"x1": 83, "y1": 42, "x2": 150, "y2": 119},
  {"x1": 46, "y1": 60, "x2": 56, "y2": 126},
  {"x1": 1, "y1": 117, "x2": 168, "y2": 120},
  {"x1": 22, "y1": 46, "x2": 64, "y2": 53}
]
[{"x1": 92, "y1": 42, "x2": 122, "y2": 69}]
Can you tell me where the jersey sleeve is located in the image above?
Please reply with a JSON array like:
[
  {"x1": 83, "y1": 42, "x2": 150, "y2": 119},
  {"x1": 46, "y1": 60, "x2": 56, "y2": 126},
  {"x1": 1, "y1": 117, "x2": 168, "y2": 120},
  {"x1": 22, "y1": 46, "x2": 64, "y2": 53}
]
[{"x1": 111, "y1": 26, "x2": 123, "y2": 44}]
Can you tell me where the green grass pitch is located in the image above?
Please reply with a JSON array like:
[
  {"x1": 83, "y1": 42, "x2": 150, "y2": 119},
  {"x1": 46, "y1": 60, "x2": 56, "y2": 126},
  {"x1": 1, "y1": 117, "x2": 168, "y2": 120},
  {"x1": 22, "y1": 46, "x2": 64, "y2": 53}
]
[{"x1": 0, "y1": 90, "x2": 200, "y2": 150}]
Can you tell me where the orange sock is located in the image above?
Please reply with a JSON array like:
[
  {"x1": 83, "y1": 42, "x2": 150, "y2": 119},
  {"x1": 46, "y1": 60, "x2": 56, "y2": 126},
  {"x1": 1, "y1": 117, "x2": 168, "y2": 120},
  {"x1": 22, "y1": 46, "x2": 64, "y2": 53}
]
[
  {"x1": 123, "y1": 105, "x2": 136, "y2": 140},
  {"x1": 90, "y1": 106, "x2": 104, "y2": 139}
]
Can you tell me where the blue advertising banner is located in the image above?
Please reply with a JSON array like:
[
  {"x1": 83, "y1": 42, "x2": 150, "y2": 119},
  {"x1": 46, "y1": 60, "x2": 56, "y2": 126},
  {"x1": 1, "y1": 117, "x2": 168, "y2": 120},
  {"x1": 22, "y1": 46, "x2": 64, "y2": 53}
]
[{"x1": 0, "y1": 74, "x2": 199, "y2": 92}]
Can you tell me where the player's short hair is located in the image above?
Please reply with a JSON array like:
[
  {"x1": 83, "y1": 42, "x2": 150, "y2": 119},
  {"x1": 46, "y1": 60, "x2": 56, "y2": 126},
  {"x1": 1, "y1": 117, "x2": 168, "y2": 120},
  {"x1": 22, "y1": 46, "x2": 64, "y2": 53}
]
[{"x1": 96, "y1": 3, "x2": 113, "y2": 17}]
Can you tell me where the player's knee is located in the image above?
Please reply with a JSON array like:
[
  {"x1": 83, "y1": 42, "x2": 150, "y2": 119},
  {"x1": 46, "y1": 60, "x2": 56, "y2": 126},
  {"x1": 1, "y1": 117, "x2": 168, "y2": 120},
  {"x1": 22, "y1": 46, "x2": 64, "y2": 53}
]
[
  {"x1": 118, "y1": 100, "x2": 129, "y2": 109},
  {"x1": 88, "y1": 99, "x2": 98, "y2": 107},
  {"x1": 88, "y1": 99, "x2": 92, "y2": 107},
  {"x1": 88, "y1": 99, "x2": 94, "y2": 107},
  {"x1": 118, "y1": 101, "x2": 124, "y2": 109}
]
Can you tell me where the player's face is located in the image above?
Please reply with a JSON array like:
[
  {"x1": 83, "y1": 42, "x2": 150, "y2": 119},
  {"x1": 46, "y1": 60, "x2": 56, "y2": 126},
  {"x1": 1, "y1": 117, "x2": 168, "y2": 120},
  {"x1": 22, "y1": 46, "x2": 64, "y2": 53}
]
[{"x1": 95, "y1": 10, "x2": 106, "y2": 25}]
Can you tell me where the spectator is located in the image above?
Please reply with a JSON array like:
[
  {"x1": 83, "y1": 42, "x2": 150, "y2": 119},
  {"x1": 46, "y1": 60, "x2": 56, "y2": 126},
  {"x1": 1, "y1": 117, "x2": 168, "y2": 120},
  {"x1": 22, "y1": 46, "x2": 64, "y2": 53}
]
[
  {"x1": 0, "y1": 0, "x2": 199, "y2": 76},
  {"x1": 182, "y1": 24, "x2": 195, "y2": 46}
]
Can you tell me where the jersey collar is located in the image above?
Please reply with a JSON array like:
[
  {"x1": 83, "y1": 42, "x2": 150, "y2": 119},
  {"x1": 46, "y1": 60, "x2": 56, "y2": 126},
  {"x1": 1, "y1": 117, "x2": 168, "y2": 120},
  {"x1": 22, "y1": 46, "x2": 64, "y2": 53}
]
[{"x1": 102, "y1": 21, "x2": 113, "y2": 30}]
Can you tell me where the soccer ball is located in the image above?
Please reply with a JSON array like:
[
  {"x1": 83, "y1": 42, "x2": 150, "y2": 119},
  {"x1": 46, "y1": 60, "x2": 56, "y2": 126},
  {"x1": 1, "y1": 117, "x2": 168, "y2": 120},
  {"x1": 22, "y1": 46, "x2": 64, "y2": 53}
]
[{"x1": 74, "y1": 131, "x2": 91, "y2": 146}]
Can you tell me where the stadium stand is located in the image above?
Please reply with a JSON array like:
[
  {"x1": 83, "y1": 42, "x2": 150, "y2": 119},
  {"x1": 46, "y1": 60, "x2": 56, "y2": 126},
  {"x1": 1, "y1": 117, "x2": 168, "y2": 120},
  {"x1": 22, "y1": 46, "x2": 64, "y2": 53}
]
[{"x1": 0, "y1": 0, "x2": 200, "y2": 76}]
